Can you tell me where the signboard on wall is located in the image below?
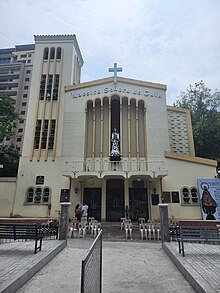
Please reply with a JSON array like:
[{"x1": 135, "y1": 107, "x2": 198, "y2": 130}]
[
  {"x1": 60, "y1": 189, "x2": 70, "y2": 202},
  {"x1": 36, "y1": 176, "x2": 44, "y2": 185},
  {"x1": 197, "y1": 178, "x2": 220, "y2": 221}
]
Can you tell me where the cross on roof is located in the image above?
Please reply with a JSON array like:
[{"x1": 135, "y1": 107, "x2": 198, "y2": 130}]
[{"x1": 108, "y1": 63, "x2": 122, "y2": 85}]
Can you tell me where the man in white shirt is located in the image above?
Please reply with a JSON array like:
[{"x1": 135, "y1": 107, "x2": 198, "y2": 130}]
[{"x1": 82, "y1": 203, "x2": 89, "y2": 222}]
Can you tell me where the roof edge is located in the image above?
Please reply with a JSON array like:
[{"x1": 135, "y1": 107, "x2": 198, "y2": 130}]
[
  {"x1": 65, "y1": 76, "x2": 167, "y2": 92},
  {"x1": 164, "y1": 151, "x2": 217, "y2": 167}
]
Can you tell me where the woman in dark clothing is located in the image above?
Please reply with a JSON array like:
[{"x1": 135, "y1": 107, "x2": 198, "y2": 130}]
[{"x1": 75, "y1": 204, "x2": 82, "y2": 223}]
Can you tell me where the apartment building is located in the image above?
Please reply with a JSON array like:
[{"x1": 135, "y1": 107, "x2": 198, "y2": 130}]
[{"x1": 0, "y1": 44, "x2": 35, "y2": 151}]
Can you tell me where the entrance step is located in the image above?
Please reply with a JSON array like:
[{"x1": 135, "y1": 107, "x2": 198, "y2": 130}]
[{"x1": 101, "y1": 221, "x2": 141, "y2": 241}]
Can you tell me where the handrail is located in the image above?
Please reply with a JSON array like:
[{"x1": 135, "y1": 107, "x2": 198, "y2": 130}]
[{"x1": 64, "y1": 159, "x2": 166, "y2": 174}]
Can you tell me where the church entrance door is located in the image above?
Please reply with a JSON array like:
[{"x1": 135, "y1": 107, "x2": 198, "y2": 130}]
[
  {"x1": 106, "y1": 179, "x2": 124, "y2": 221},
  {"x1": 129, "y1": 188, "x2": 148, "y2": 222},
  {"x1": 84, "y1": 188, "x2": 101, "y2": 221}
]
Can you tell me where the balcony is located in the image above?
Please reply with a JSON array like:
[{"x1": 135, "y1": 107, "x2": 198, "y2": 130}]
[
  {"x1": 0, "y1": 73, "x2": 20, "y2": 80},
  {"x1": 0, "y1": 81, "x2": 18, "y2": 88},
  {"x1": 63, "y1": 159, "x2": 168, "y2": 180},
  {"x1": 0, "y1": 89, "x2": 17, "y2": 96}
]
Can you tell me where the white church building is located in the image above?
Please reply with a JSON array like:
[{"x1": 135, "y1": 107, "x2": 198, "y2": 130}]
[{"x1": 0, "y1": 34, "x2": 217, "y2": 222}]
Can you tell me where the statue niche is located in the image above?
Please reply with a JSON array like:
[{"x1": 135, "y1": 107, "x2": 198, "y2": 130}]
[{"x1": 110, "y1": 128, "x2": 121, "y2": 162}]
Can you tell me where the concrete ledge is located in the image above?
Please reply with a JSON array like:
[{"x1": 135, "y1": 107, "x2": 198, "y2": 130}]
[
  {"x1": 163, "y1": 243, "x2": 215, "y2": 293},
  {"x1": 0, "y1": 240, "x2": 67, "y2": 293}
]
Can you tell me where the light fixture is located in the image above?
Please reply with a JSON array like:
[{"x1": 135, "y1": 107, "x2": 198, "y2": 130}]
[
  {"x1": 136, "y1": 177, "x2": 142, "y2": 182},
  {"x1": 216, "y1": 164, "x2": 220, "y2": 178},
  {"x1": 75, "y1": 188, "x2": 78, "y2": 194}
]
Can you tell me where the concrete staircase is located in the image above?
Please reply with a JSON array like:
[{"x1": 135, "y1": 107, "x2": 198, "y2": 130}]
[{"x1": 101, "y1": 221, "x2": 141, "y2": 241}]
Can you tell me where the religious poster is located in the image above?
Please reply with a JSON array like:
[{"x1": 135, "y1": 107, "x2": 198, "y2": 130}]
[{"x1": 197, "y1": 178, "x2": 220, "y2": 221}]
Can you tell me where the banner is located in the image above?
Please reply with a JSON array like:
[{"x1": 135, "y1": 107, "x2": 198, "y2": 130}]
[{"x1": 197, "y1": 178, "x2": 220, "y2": 221}]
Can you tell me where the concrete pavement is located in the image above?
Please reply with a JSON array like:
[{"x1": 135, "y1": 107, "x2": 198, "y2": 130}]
[{"x1": 0, "y1": 237, "x2": 219, "y2": 293}]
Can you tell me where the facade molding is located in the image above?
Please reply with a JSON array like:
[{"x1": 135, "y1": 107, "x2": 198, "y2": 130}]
[
  {"x1": 65, "y1": 76, "x2": 167, "y2": 92},
  {"x1": 34, "y1": 34, "x2": 84, "y2": 67},
  {"x1": 164, "y1": 151, "x2": 217, "y2": 166}
]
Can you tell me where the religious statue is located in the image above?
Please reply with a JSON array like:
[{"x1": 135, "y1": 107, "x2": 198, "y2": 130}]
[
  {"x1": 110, "y1": 128, "x2": 121, "y2": 161},
  {"x1": 201, "y1": 185, "x2": 217, "y2": 220}
]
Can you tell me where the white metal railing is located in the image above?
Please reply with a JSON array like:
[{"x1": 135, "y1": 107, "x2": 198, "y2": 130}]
[{"x1": 64, "y1": 159, "x2": 166, "y2": 174}]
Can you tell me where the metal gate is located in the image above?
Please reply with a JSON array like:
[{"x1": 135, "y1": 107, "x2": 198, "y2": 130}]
[{"x1": 80, "y1": 230, "x2": 102, "y2": 293}]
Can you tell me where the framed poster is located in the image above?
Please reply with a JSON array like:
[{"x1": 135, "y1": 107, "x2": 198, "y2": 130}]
[
  {"x1": 60, "y1": 189, "x2": 70, "y2": 202},
  {"x1": 198, "y1": 178, "x2": 220, "y2": 221},
  {"x1": 151, "y1": 193, "x2": 159, "y2": 205}
]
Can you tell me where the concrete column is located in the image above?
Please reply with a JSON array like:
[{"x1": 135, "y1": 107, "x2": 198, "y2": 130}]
[
  {"x1": 124, "y1": 178, "x2": 129, "y2": 207},
  {"x1": 59, "y1": 202, "x2": 71, "y2": 240},
  {"x1": 158, "y1": 203, "x2": 170, "y2": 244},
  {"x1": 101, "y1": 180, "x2": 106, "y2": 221}
]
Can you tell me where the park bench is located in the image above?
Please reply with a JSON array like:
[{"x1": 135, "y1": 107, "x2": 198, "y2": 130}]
[
  {"x1": 0, "y1": 223, "x2": 43, "y2": 254},
  {"x1": 178, "y1": 225, "x2": 220, "y2": 257}
]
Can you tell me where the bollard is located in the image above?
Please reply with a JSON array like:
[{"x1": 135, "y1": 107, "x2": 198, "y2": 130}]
[
  {"x1": 158, "y1": 203, "x2": 170, "y2": 244},
  {"x1": 59, "y1": 202, "x2": 71, "y2": 240}
]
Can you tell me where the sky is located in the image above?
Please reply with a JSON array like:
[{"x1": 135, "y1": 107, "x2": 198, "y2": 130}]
[{"x1": 0, "y1": 0, "x2": 219, "y2": 105}]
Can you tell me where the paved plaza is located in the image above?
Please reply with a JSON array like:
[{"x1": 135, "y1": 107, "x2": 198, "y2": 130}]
[{"x1": 1, "y1": 236, "x2": 219, "y2": 293}]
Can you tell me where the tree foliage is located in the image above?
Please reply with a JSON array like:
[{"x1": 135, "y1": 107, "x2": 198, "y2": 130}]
[
  {"x1": 0, "y1": 145, "x2": 20, "y2": 177},
  {"x1": 174, "y1": 81, "x2": 220, "y2": 160},
  {"x1": 0, "y1": 96, "x2": 21, "y2": 176},
  {"x1": 0, "y1": 95, "x2": 20, "y2": 142}
]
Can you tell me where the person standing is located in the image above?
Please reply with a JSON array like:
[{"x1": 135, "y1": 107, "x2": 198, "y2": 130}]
[
  {"x1": 75, "y1": 204, "x2": 82, "y2": 223},
  {"x1": 82, "y1": 202, "x2": 89, "y2": 222}
]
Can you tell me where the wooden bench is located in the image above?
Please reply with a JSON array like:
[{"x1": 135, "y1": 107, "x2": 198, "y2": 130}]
[
  {"x1": 0, "y1": 223, "x2": 43, "y2": 254},
  {"x1": 178, "y1": 225, "x2": 220, "y2": 257}
]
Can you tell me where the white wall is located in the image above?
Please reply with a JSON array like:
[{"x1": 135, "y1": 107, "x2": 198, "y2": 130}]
[{"x1": 0, "y1": 178, "x2": 17, "y2": 217}]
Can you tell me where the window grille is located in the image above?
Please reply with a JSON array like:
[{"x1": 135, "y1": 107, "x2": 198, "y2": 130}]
[
  {"x1": 40, "y1": 75, "x2": 46, "y2": 100},
  {"x1": 41, "y1": 120, "x2": 49, "y2": 149},
  {"x1": 53, "y1": 75, "x2": 59, "y2": 100},
  {"x1": 34, "y1": 120, "x2": 42, "y2": 149}
]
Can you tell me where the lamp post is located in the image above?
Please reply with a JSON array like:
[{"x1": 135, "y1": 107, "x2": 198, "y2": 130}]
[{"x1": 0, "y1": 164, "x2": 3, "y2": 177}]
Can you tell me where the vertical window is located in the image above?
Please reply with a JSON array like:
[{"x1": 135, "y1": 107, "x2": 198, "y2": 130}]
[
  {"x1": 40, "y1": 75, "x2": 46, "y2": 100},
  {"x1": 43, "y1": 188, "x2": 50, "y2": 203},
  {"x1": 46, "y1": 75, "x2": 53, "y2": 100},
  {"x1": 182, "y1": 188, "x2": 190, "y2": 204},
  {"x1": 53, "y1": 74, "x2": 59, "y2": 100},
  {"x1": 56, "y1": 47, "x2": 62, "y2": 59},
  {"x1": 41, "y1": 120, "x2": 48, "y2": 149},
  {"x1": 44, "y1": 48, "x2": 49, "y2": 60},
  {"x1": 34, "y1": 188, "x2": 42, "y2": 203},
  {"x1": 48, "y1": 120, "x2": 56, "y2": 149},
  {"x1": 26, "y1": 188, "x2": 34, "y2": 203},
  {"x1": 50, "y1": 47, "x2": 55, "y2": 60},
  {"x1": 191, "y1": 188, "x2": 199, "y2": 204},
  {"x1": 34, "y1": 120, "x2": 41, "y2": 149}
]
